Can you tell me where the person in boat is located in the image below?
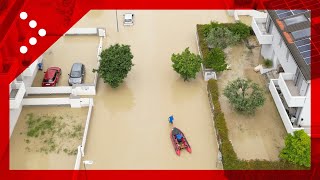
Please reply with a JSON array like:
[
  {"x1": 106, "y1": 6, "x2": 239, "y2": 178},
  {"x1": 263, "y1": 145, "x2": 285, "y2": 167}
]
[{"x1": 176, "y1": 133, "x2": 183, "y2": 143}]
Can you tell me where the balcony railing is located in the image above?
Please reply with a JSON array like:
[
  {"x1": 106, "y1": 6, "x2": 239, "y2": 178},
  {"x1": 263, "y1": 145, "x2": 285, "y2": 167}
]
[
  {"x1": 10, "y1": 82, "x2": 26, "y2": 109},
  {"x1": 278, "y1": 73, "x2": 306, "y2": 107},
  {"x1": 251, "y1": 17, "x2": 273, "y2": 44},
  {"x1": 269, "y1": 80, "x2": 308, "y2": 134}
]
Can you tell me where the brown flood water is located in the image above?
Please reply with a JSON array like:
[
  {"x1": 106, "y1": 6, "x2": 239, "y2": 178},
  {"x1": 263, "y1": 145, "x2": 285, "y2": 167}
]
[
  {"x1": 218, "y1": 37, "x2": 287, "y2": 161},
  {"x1": 10, "y1": 106, "x2": 88, "y2": 169},
  {"x1": 72, "y1": 10, "x2": 232, "y2": 170},
  {"x1": 32, "y1": 36, "x2": 99, "y2": 87}
]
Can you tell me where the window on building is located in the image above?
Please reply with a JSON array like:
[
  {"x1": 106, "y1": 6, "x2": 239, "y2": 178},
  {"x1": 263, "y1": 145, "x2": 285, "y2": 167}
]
[{"x1": 279, "y1": 38, "x2": 283, "y2": 47}]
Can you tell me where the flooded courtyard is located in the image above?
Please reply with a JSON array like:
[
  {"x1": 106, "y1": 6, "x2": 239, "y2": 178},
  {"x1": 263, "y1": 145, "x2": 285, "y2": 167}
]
[
  {"x1": 218, "y1": 36, "x2": 287, "y2": 160},
  {"x1": 10, "y1": 106, "x2": 88, "y2": 169},
  {"x1": 73, "y1": 10, "x2": 232, "y2": 169}
]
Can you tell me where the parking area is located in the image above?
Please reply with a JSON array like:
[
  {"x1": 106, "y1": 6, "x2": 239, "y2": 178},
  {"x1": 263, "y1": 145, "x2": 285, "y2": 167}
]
[
  {"x1": 32, "y1": 36, "x2": 99, "y2": 87},
  {"x1": 10, "y1": 106, "x2": 88, "y2": 170}
]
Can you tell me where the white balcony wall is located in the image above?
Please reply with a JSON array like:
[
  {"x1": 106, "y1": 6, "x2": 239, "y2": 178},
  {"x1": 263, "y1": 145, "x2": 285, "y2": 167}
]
[
  {"x1": 252, "y1": 17, "x2": 273, "y2": 44},
  {"x1": 278, "y1": 73, "x2": 306, "y2": 107},
  {"x1": 10, "y1": 106, "x2": 23, "y2": 137},
  {"x1": 269, "y1": 80, "x2": 305, "y2": 134},
  {"x1": 9, "y1": 82, "x2": 26, "y2": 109},
  {"x1": 298, "y1": 86, "x2": 311, "y2": 127}
]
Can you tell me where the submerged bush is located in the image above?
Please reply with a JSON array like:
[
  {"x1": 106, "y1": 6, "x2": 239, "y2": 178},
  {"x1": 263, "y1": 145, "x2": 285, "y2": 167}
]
[{"x1": 203, "y1": 48, "x2": 227, "y2": 72}]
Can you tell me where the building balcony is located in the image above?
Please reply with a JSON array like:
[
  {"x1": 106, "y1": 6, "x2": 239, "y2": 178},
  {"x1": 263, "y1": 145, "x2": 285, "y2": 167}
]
[
  {"x1": 269, "y1": 80, "x2": 310, "y2": 135},
  {"x1": 251, "y1": 17, "x2": 273, "y2": 44},
  {"x1": 278, "y1": 73, "x2": 306, "y2": 107},
  {"x1": 10, "y1": 81, "x2": 26, "y2": 109}
]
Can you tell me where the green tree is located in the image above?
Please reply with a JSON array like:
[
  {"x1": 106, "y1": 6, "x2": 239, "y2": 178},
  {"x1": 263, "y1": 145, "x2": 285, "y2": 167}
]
[
  {"x1": 280, "y1": 130, "x2": 311, "y2": 167},
  {"x1": 223, "y1": 78, "x2": 265, "y2": 114},
  {"x1": 171, "y1": 47, "x2": 202, "y2": 81},
  {"x1": 206, "y1": 27, "x2": 240, "y2": 49},
  {"x1": 94, "y1": 44, "x2": 134, "y2": 88},
  {"x1": 203, "y1": 48, "x2": 227, "y2": 72}
]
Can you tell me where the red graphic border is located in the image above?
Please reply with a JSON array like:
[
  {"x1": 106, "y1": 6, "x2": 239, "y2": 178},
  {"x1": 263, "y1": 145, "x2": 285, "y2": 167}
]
[{"x1": 1, "y1": 0, "x2": 319, "y2": 179}]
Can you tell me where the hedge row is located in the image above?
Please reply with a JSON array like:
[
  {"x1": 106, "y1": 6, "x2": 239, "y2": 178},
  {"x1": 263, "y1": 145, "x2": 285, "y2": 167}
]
[
  {"x1": 197, "y1": 23, "x2": 253, "y2": 60},
  {"x1": 207, "y1": 79, "x2": 307, "y2": 170}
]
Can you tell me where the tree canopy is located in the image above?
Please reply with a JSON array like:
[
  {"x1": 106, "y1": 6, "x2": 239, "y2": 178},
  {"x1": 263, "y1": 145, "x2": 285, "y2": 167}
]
[
  {"x1": 223, "y1": 78, "x2": 265, "y2": 114},
  {"x1": 171, "y1": 47, "x2": 202, "y2": 81},
  {"x1": 94, "y1": 44, "x2": 134, "y2": 88}
]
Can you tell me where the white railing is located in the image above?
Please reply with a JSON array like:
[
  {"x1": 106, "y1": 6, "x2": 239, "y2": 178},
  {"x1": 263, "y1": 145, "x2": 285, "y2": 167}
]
[
  {"x1": 74, "y1": 99, "x2": 94, "y2": 170},
  {"x1": 10, "y1": 82, "x2": 26, "y2": 109},
  {"x1": 269, "y1": 80, "x2": 305, "y2": 134},
  {"x1": 80, "y1": 98, "x2": 93, "y2": 156},
  {"x1": 74, "y1": 146, "x2": 82, "y2": 170},
  {"x1": 27, "y1": 86, "x2": 72, "y2": 94},
  {"x1": 278, "y1": 73, "x2": 306, "y2": 107},
  {"x1": 251, "y1": 17, "x2": 273, "y2": 44}
]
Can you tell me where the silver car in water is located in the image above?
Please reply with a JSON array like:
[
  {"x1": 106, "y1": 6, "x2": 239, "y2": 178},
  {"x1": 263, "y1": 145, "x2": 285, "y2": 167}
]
[{"x1": 68, "y1": 63, "x2": 85, "y2": 86}]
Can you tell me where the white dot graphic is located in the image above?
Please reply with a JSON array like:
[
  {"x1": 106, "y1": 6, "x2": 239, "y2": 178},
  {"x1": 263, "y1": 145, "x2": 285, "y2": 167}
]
[
  {"x1": 29, "y1": 20, "x2": 37, "y2": 28},
  {"x1": 20, "y1": 12, "x2": 28, "y2": 20},
  {"x1": 38, "y1": 29, "x2": 46, "y2": 37},
  {"x1": 20, "y1": 46, "x2": 28, "y2": 54},
  {"x1": 29, "y1": 37, "x2": 37, "y2": 45}
]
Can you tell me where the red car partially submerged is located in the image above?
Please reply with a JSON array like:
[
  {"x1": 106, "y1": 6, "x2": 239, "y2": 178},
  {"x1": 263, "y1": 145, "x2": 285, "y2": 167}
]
[{"x1": 42, "y1": 67, "x2": 61, "y2": 87}]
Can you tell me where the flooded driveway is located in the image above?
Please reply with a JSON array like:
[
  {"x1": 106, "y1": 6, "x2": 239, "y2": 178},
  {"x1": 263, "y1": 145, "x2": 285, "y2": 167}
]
[
  {"x1": 73, "y1": 10, "x2": 231, "y2": 169},
  {"x1": 32, "y1": 36, "x2": 99, "y2": 87},
  {"x1": 10, "y1": 106, "x2": 88, "y2": 169}
]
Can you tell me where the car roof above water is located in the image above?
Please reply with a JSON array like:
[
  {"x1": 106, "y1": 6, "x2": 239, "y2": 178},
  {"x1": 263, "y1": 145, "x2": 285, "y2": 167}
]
[{"x1": 71, "y1": 63, "x2": 83, "y2": 71}]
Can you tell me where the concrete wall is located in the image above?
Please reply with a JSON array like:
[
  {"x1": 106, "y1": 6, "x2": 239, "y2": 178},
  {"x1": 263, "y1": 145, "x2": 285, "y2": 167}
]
[
  {"x1": 22, "y1": 97, "x2": 92, "y2": 108},
  {"x1": 298, "y1": 85, "x2": 311, "y2": 127},
  {"x1": 27, "y1": 86, "x2": 72, "y2": 95},
  {"x1": 9, "y1": 105, "x2": 23, "y2": 137},
  {"x1": 261, "y1": 44, "x2": 273, "y2": 60}
]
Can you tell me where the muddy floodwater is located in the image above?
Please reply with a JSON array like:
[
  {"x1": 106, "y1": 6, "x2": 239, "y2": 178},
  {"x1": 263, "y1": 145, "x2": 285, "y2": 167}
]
[
  {"x1": 71, "y1": 10, "x2": 232, "y2": 170},
  {"x1": 32, "y1": 36, "x2": 99, "y2": 87},
  {"x1": 218, "y1": 37, "x2": 287, "y2": 161},
  {"x1": 10, "y1": 106, "x2": 88, "y2": 169}
]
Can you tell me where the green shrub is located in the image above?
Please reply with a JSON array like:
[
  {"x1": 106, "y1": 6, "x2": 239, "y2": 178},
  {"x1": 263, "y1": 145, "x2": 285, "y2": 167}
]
[
  {"x1": 203, "y1": 48, "x2": 227, "y2": 72},
  {"x1": 280, "y1": 130, "x2": 311, "y2": 167},
  {"x1": 206, "y1": 27, "x2": 240, "y2": 49},
  {"x1": 207, "y1": 80, "x2": 307, "y2": 170},
  {"x1": 263, "y1": 59, "x2": 273, "y2": 68},
  {"x1": 223, "y1": 78, "x2": 265, "y2": 114},
  {"x1": 226, "y1": 22, "x2": 251, "y2": 40}
]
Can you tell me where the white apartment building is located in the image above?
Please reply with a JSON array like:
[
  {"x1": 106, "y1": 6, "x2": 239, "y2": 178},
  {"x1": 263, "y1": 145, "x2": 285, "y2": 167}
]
[{"x1": 252, "y1": 10, "x2": 311, "y2": 134}]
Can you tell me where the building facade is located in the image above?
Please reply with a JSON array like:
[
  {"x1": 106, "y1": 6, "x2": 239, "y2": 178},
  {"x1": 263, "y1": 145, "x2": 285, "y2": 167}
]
[{"x1": 252, "y1": 10, "x2": 311, "y2": 134}]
